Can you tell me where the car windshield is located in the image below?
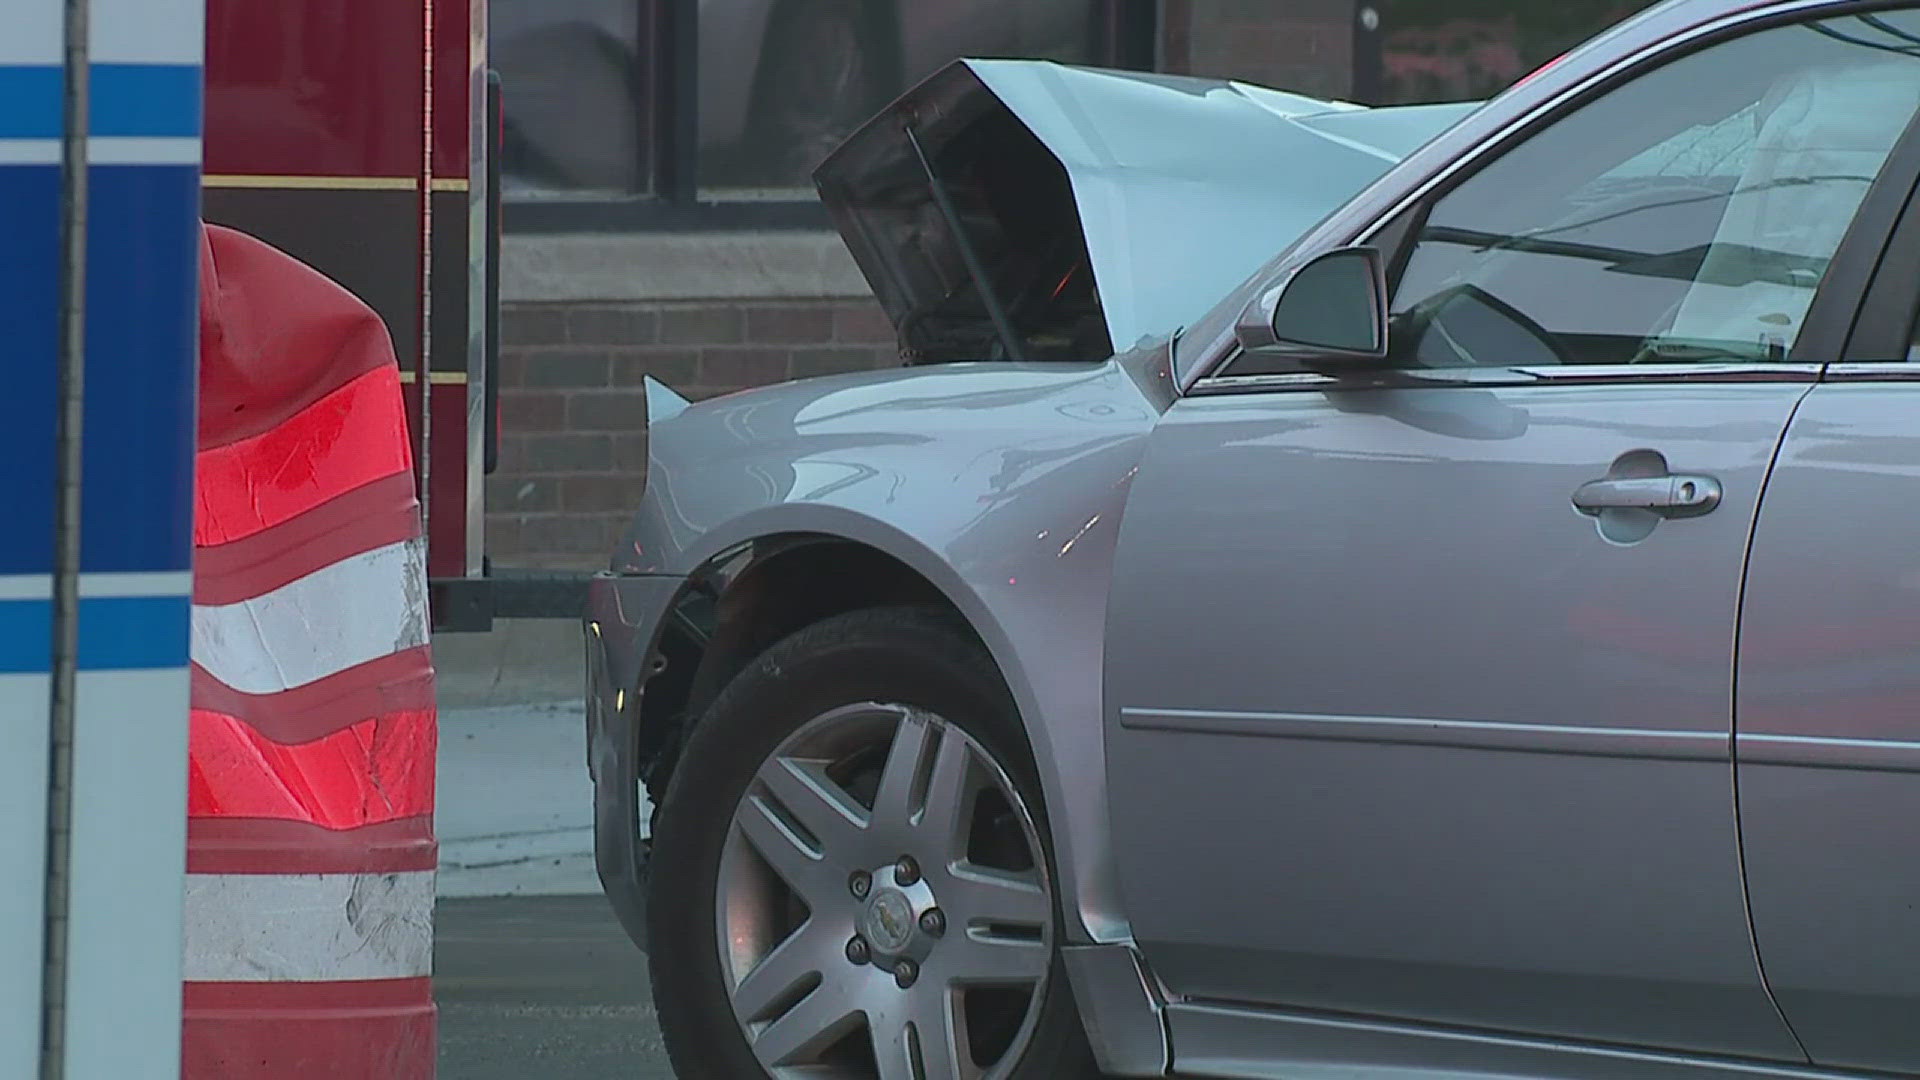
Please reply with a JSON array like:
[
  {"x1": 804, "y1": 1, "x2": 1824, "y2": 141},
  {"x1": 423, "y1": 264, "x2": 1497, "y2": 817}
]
[
  {"x1": 1391, "y1": 15, "x2": 1920, "y2": 368},
  {"x1": 1184, "y1": 10, "x2": 1920, "y2": 383}
]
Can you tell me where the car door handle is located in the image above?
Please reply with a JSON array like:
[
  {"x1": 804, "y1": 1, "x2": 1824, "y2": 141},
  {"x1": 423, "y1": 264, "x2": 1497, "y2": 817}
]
[{"x1": 1572, "y1": 474, "x2": 1722, "y2": 518}]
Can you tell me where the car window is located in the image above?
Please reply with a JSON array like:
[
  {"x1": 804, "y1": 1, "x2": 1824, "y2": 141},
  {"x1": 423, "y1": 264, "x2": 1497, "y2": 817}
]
[{"x1": 1388, "y1": 11, "x2": 1920, "y2": 371}]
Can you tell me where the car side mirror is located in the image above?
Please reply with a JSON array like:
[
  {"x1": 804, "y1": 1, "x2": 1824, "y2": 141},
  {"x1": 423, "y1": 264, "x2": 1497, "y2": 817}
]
[{"x1": 1235, "y1": 247, "x2": 1389, "y2": 366}]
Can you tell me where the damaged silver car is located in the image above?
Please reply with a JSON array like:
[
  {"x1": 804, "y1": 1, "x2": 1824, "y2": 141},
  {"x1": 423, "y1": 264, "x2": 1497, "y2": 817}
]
[{"x1": 586, "y1": 1, "x2": 1920, "y2": 1076}]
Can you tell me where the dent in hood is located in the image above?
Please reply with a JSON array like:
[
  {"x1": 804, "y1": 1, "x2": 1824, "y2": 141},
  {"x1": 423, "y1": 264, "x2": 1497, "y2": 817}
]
[{"x1": 815, "y1": 59, "x2": 1477, "y2": 365}]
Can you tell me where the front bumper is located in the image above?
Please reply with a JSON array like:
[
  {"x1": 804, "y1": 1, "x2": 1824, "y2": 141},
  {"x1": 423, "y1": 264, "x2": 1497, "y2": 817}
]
[{"x1": 583, "y1": 570, "x2": 686, "y2": 951}]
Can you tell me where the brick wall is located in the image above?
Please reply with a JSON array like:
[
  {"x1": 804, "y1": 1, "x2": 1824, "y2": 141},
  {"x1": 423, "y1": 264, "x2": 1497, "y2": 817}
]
[{"x1": 487, "y1": 297, "x2": 901, "y2": 567}]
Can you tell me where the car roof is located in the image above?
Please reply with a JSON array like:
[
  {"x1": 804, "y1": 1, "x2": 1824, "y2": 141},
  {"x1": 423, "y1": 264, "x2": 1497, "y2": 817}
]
[{"x1": 1631, "y1": 0, "x2": 1857, "y2": 35}]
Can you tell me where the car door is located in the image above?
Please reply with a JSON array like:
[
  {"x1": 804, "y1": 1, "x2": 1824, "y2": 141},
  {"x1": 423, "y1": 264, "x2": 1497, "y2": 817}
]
[
  {"x1": 1736, "y1": 26, "x2": 1920, "y2": 1068},
  {"x1": 1104, "y1": 10, "x2": 1920, "y2": 1061}
]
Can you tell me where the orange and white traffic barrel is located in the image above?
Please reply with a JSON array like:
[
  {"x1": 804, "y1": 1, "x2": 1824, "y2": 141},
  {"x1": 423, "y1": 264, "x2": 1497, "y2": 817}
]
[{"x1": 183, "y1": 224, "x2": 438, "y2": 1077}]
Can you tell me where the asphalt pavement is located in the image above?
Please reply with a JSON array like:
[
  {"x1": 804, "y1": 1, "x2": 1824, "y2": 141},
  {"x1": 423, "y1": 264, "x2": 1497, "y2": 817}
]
[
  {"x1": 436, "y1": 895, "x2": 675, "y2": 1078},
  {"x1": 434, "y1": 696, "x2": 675, "y2": 1077}
]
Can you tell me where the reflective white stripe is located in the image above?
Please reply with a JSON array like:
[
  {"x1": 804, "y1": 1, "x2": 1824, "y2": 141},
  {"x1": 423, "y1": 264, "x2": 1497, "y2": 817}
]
[
  {"x1": 0, "y1": 672, "x2": 49, "y2": 1080},
  {"x1": 0, "y1": 9, "x2": 59, "y2": 65},
  {"x1": 0, "y1": 575, "x2": 50, "y2": 601},
  {"x1": 89, "y1": 136, "x2": 202, "y2": 165},
  {"x1": 191, "y1": 537, "x2": 428, "y2": 693},
  {"x1": 0, "y1": 140, "x2": 59, "y2": 165},
  {"x1": 81, "y1": 571, "x2": 194, "y2": 597},
  {"x1": 66, "y1": 669, "x2": 188, "y2": 1073},
  {"x1": 0, "y1": 572, "x2": 192, "y2": 600},
  {"x1": 183, "y1": 871, "x2": 434, "y2": 982},
  {"x1": 92, "y1": 0, "x2": 204, "y2": 65}
]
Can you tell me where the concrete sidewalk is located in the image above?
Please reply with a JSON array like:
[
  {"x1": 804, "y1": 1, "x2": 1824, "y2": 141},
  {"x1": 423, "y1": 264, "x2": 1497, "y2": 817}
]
[
  {"x1": 431, "y1": 608, "x2": 675, "y2": 900},
  {"x1": 436, "y1": 700, "x2": 602, "y2": 898},
  {"x1": 429, "y1": 622, "x2": 673, "y2": 1073},
  {"x1": 431, "y1": 612, "x2": 617, "y2": 898},
  {"x1": 433, "y1": 617, "x2": 586, "y2": 711}
]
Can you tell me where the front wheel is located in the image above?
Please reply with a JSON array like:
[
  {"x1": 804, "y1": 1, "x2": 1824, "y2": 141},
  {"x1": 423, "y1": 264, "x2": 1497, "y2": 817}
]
[{"x1": 647, "y1": 606, "x2": 1099, "y2": 1079}]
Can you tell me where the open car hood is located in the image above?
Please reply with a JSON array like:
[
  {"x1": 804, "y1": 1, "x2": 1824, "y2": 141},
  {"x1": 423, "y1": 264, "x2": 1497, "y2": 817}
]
[{"x1": 814, "y1": 60, "x2": 1477, "y2": 364}]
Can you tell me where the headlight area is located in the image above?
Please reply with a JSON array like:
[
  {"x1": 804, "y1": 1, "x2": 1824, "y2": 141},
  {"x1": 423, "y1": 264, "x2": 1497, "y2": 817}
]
[{"x1": 582, "y1": 570, "x2": 700, "y2": 951}]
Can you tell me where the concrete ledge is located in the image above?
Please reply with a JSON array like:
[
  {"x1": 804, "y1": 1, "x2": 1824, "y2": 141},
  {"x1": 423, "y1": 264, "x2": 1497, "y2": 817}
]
[
  {"x1": 434, "y1": 617, "x2": 587, "y2": 710},
  {"x1": 503, "y1": 230, "x2": 870, "y2": 303}
]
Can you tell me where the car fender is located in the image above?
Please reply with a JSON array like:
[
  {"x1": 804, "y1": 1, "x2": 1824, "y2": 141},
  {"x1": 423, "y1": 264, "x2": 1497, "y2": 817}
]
[{"x1": 619, "y1": 350, "x2": 1177, "y2": 943}]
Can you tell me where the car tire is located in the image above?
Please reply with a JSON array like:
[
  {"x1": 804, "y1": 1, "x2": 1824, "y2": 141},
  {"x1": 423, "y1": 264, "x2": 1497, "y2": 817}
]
[
  {"x1": 742, "y1": 0, "x2": 887, "y2": 187},
  {"x1": 648, "y1": 605, "x2": 1101, "y2": 1080}
]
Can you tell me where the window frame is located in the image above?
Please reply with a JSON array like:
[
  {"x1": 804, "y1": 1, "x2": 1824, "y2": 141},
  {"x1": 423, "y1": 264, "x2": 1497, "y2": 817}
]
[
  {"x1": 502, "y1": 0, "x2": 1161, "y2": 233},
  {"x1": 1832, "y1": 100, "x2": 1920, "y2": 366},
  {"x1": 1192, "y1": 0, "x2": 1920, "y2": 396}
]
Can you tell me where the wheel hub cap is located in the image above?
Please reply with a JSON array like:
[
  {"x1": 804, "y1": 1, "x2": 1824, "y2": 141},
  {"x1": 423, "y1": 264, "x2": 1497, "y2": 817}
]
[
  {"x1": 862, "y1": 887, "x2": 917, "y2": 954},
  {"x1": 716, "y1": 704, "x2": 1055, "y2": 1078}
]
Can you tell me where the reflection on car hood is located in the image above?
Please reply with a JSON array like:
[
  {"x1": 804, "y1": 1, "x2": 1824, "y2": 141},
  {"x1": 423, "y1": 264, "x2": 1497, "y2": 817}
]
[{"x1": 816, "y1": 59, "x2": 1479, "y2": 359}]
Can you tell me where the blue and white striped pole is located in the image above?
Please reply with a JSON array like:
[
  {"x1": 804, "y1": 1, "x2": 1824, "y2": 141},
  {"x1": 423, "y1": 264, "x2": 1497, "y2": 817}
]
[{"x1": 1, "y1": 0, "x2": 203, "y2": 1075}]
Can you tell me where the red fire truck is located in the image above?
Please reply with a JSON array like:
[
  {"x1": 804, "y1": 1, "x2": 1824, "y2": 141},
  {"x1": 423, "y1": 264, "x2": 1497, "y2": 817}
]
[{"x1": 202, "y1": 0, "x2": 540, "y2": 631}]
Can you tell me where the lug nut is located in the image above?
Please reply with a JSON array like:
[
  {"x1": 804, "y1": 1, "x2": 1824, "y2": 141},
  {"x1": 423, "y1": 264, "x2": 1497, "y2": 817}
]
[
  {"x1": 918, "y1": 908, "x2": 945, "y2": 937},
  {"x1": 849, "y1": 870, "x2": 872, "y2": 899},
  {"x1": 894, "y1": 856, "x2": 921, "y2": 887},
  {"x1": 894, "y1": 959, "x2": 919, "y2": 989},
  {"x1": 846, "y1": 936, "x2": 870, "y2": 965}
]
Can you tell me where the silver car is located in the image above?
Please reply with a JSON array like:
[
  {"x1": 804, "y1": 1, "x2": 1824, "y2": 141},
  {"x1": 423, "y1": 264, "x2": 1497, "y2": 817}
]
[{"x1": 585, "y1": 1, "x2": 1920, "y2": 1076}]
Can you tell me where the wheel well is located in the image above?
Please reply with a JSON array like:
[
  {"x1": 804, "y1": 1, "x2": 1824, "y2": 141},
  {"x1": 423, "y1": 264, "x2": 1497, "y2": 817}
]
[{"x1": 634, "y1": 537, "x2": 964, "y2": 806}]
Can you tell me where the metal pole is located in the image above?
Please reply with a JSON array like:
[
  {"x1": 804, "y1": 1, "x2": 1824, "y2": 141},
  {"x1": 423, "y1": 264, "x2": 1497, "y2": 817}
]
[
  {"x1": 416, "y1": 0, "x2": 434, "y2": 531},
  {"x1": 1353, "y1": 2, "x2": 1385, "y2": 104},
  {"x1": 41, "y1": 0, "x2": 90, "y2": 1074}
]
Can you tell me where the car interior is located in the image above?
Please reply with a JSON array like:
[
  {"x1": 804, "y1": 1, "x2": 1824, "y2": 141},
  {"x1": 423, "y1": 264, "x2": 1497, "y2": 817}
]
[
  {"x1": 816, "y1": 71, "x2": 1114, "y2": 365},
  {"x1": 1390, "y1": 47, "x2": 1920, "y2": 370}
]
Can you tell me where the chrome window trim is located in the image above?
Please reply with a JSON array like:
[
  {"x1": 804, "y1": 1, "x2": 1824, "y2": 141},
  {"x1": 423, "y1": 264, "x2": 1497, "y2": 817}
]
[
  {"x1": 1195, "y1": 0, "x2": 1890, "y2": 392},
  {"x1": 1826, "y1": 361, "x2": 1920, "y2": 380},
  {"x1": 1188, "y1": 363, "x2": 1824, "y2": 397}
]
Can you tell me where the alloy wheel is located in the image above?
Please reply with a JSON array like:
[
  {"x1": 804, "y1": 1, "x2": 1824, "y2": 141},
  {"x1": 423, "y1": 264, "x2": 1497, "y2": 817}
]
[{"x1": 716, "y1": 703, "x2": 1054, "y2": 1079}]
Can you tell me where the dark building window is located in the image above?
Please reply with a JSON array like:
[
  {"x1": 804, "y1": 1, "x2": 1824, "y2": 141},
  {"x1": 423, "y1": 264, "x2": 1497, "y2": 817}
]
[
  {"x1": 497, "y1": 0, "x2": 1156, "y2": 230},
  {"x1": 698, "y1": 1, "x2": 1112, "y2": 195},
  {"x1": 490, "y1": 0, "x2": 1676, "y2": 230},
  {"x1": 494, "y1": 0, "x2": 658, "y2": 198},
  {"x1": 1360, "y1": 0, "x2": 1664, "y2": 104}
]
